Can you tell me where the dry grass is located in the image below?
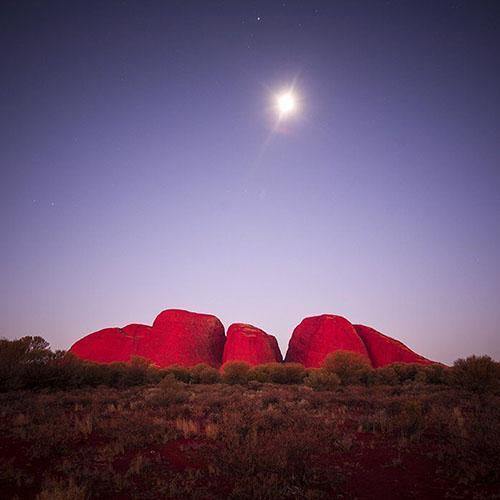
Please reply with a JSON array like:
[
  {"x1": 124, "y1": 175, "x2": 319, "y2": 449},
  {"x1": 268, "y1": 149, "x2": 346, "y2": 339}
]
[
  {"x1": 0, "y1": 382, "x2": 498, "y2": 499},
  {"x1": 1, "y1": 338, "x2": 499, "y2": 498}
]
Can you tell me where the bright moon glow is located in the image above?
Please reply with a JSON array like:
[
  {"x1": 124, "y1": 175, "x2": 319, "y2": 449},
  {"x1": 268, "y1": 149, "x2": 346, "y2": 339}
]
[{"x1": 276, "y1": 92, "x2": 296, "y2": 116}]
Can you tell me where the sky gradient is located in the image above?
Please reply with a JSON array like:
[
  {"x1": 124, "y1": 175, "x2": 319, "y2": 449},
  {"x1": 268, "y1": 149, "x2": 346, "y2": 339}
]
[{"x1": 1, "y1": 0, "x2": 500, "y2": 364}]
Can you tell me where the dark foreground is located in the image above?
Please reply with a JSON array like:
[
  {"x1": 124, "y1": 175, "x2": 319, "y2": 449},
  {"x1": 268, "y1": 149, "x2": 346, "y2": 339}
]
[{"x1": 0, "y1": 382, "x2": 499, "y2": 499}]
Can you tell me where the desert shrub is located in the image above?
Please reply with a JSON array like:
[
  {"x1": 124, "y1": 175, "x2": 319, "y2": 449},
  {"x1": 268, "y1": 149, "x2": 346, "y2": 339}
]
[
  {"x1": 374, "y1": 365, "x2": 399, "y2": 385},
  {"x1": 249, "y1": 363, "x2": 274, "y2": 383},
  {"x1": 120, "y1": 356, "x2": 159, "y2": 386},
  {"x1": 190, "y1": 364, "x2": 221, "y2": 384},
  {"x1": 410, "y1": 363, "x2": 448, "y2": 385},
  {"x1": 59, "y1": 357, "x2": 160, "y2": 389},
  {"x1": 249, "y1": 362, "x2": 306, "y2": 384},
  {"x1": 37, "y1": 478, "x2": 86, "y2": 500},
  {"x1": 391, "y1": 363, "x2": 426, "y2": 384},
  {"x1": 160, "y1": 365, "x2": 192, "y2": 383},
  {"x1": 304, "y1": 368, "x2": 340, "y2": 391},
  {"x1": 246, "y1": 362, "x2": 306, "y2": 384},
  {"x1": 0, "y1": 337, "x2": 168, "y2": 391},
  {"x1": 449, "y1": 355, "x2": 500, "y2": 394},
  {"x1": 153, "y1": 374, "x2": 188, "y2": 405},
  {"x1": 0, "y1": 336, "x2": 55, "y2": 390},
  {"x1": 0, "y1": 374, "x2": 499, "y2": 497},
  {"x1": 373, "y1": 362, "x2": 444, "y2": 386},
  {"x1": 221, "y1": 361, "x2": 251, "y2": 384},
  {"x1": 273, "y1": 363, "x2": 306, "y2": 384},
  {"x1": 322, "y1": 351, "x2": 372, "y2": 385},
  {"x1": 387, "y1": 399, "x2": 426, "y2": 439}
]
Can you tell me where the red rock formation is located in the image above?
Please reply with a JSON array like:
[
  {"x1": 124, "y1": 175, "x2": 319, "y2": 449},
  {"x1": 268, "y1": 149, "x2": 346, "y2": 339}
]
[
  {"x1": 222, "y1": 323, "x2": 283, "y2": 365},
  {"x1": 70, "y1": 309, "x2": 225, "y2": 368},
  {"x1": 354, "y1": 324, "x2": 433, "y2": 368},
  {"x1": 149, "y1": 309, "x2": 225, "y2": 368},
  {"x1": 70, "y1": 309, "x2": 436, "y2": 370},
  {"x1": 70, "y1": 324, "x2": 151, "y2": 364},
  {"x1": 285, "y1": 314, "x2": 370, "y2": 368}
]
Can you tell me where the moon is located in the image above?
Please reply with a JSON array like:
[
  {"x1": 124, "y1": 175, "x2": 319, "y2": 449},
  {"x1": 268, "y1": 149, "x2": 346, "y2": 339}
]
[{"x1": 276, "y1": 91, "x2": 297, "y2": 117}]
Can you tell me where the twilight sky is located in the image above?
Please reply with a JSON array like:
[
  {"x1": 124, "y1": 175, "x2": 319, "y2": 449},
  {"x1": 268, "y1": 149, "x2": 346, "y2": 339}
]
[{"x1": 1, "y1": 0, "x2": 499, "y2": 364}]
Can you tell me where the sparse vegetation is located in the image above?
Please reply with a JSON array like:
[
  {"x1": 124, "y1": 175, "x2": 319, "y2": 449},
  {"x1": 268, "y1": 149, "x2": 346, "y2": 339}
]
[
  {"x1": 0, "y1": 337, "x2": 499, "y2": 498},
  {"x1": 189, "y1": 363, "x2": 221, "y2": 384},
  {"x1": 304, "y1": 368, "x2": 341, "y2": 391},
  {"x1": 249, "y1": 362, "x2": 306, "y2": 384},
  {"x1": 449, "y1": 355, "x2": 500, "y2": 394},
  {"x1": 322, "y1": 350, "x2": 372, "y2": 385},
  {"x1": 221, "y1": 361, "x2": 251, "y2": 384}
]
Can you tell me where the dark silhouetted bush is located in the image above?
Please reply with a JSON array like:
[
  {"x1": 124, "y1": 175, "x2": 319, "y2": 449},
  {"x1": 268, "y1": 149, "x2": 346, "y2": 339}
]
[
  {"x1": 121, "y1": 356, "x2": 160, "y2": 386},
  {"x1": 304, "y1": 368, "x2": 340, "y2": 391},
  {"x1": 374, "y1": 365, "x2": 399, "y2": 385},
  {"x1": 411, "y1": 363, "x2": 448, "y2": 385},
  {"x1": 391, "y1": 363, "x2": 426, "y2": 384},
  {"x1": 153, "y1": 374, "x2": 189, "y2": 405},
  {"x1": 221, "y1": 361, "x2": 251, "y2": 384},
  {"x1": 249, "y1": 362, "x2": 306, "y2": 384},
  {"x1": 248, "y1": 363, "x2": 275, "y2": 383},
  {"x1": 190, "y1": 363, "x2": 221, "y2": 384},
  {"x1": 160, "y1": 365, "x2": 192, "y2": 383},
  {"x1": 0, "y1": 336, "x2": 63, "y2": 390},
  {"x1": 273, "y1": 363, "x2": 306, "y2": 384},
  {"x1": 450, "y1": 355, "x2": 500, "y2": 393},
  {"x1": 322, "y1": 350, "x2": 372, "y2": 385}
]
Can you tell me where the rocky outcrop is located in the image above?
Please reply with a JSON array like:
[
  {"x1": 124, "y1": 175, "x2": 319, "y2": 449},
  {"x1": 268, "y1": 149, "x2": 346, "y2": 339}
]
[
  {"x1": 70, "y1": 324, "x2": 152, "y2": 364},
  {"x1": 354, "y1": 324, "x2": 433, "y2": 368},
  {"x1": 222, "y1": 323, "x2": 282, "y2": 365},
  {"x1": 149, "y1": 309, "x2": 225, "y2": 368},
  {"x1": 284, "y1": 314, "x2": 370, "y2": 368},
  {"x1": 70, "y1": 309, "x2": 225, "y2": 368},
  {"x1": 70, "y1": 309, "x2": 436, "y2": 369}
]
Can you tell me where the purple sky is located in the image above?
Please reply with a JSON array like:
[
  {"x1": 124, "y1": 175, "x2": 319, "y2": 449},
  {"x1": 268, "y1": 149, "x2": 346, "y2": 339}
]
[{"x1": 1, "y1": 1, "x2": 499, "y2": 364}]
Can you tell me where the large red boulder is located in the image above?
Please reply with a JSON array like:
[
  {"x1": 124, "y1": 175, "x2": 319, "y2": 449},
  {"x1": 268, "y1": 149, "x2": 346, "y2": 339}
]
[
  {"x1": 285, "y1": 314, "x2": 370, "y2": 368},
  {"x1": 70, "y1": 324, "x2": 152, "y2": 364},
  {"x1": 70, "y1": 309, "x2": 225, "y2": 368},
  {"x1": 149, "y1": 309, "x2": 225, "y2": 368},
  {"x1": 222, "y1": 323, "x2": 283, "y2": 365},
  {"x1": 354, "y1": 324, "x2": 433, "y2": 368}
]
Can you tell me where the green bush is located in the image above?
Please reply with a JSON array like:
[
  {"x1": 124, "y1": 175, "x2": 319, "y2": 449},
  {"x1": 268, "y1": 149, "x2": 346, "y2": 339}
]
[
  {"x1": 304, "y1": 368, "x2": 340, "y2": 391},
  {"x1": 0, "y1": 337, "x2": 165, "y2": 391},
  {"x1": 221, "y1": 361, "x2": 251, "y2": 384},
  {"x1": 190, "y1": 364, "x2": 221, "y2": 384},
  {"x1": 274, "y1": 363, "x2": 306, "y2": 384},
  {"x1": 412, "y1": 363, "x2": 447, "y2": 385},
  {"x1": 1, "y1": 336, "x2": 495, "y2": 398},
  {"x1": 373, "y1": 363, "x2": 446, "y2": 386},
  {"x1": 374, "y1": 365, "x2": 399, "y2": 385},
  {"x1": 160, "y1": 365, "x2": 192, "y2": 383},
  {"x1": 0, "y1": 336, "x2": 55, "y2": 390},
  {"x1": 249, "y1": 363, "x2": 275, "y2": 383},
  {"x1": 154, "y1": 374, "x2": 188, "y2": 405},
  {"x1": 322, "y1": 351, "x2": 372, "y2": 385},
  {"x1": 449, "y1": 355, "x2": 500, "y2": 394},
  {"x1": 118, "y1": 356, "x2": 157, "y2": 386},
  {"x1": 249, "y1": 362, "x2": 306, "y2": 384},
  {"x1": 391, "y1": 363, "x2": 425, "y2": 384}
]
